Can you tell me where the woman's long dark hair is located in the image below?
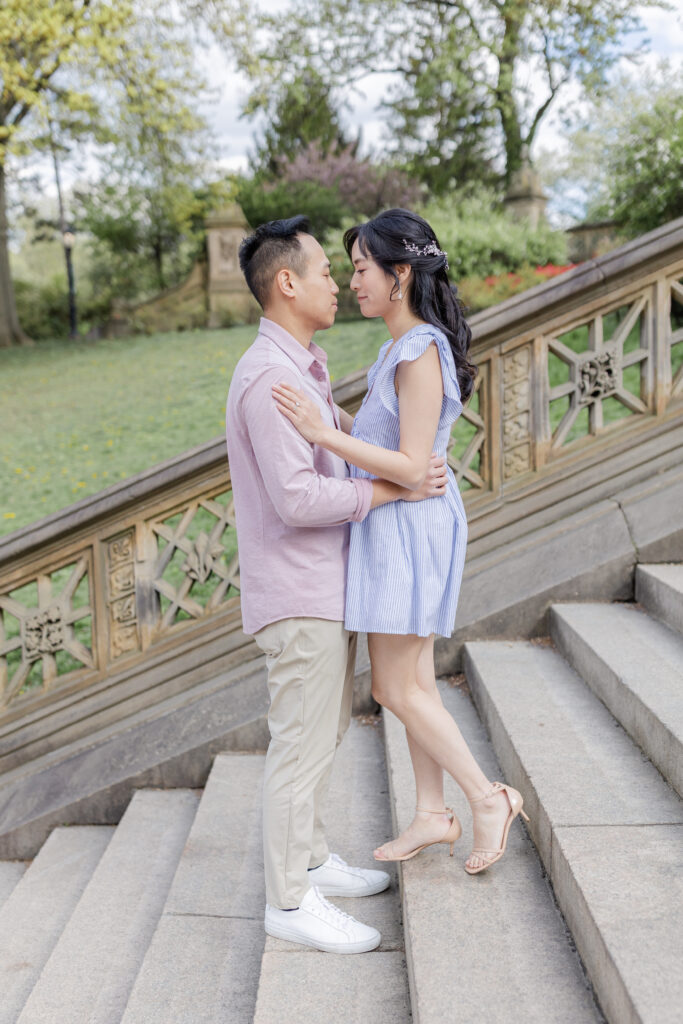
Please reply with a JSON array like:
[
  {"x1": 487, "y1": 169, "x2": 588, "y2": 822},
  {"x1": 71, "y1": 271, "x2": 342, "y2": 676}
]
[{"x1": 344, "y1": 209, "x2": 477, "y2": 402}]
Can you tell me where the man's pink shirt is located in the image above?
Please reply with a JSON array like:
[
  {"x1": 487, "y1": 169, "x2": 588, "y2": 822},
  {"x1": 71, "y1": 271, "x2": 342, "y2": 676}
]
[{"x1": 225, "y1": 317, "x2": 373, "y2": 635}]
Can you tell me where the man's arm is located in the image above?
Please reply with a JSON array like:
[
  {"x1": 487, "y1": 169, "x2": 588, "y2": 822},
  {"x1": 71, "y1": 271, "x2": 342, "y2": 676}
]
[
  {"x1": 242, "y1": 367, "x2": 372, "y2": 528},
  {"x1": 371, "y1": 456, "x2": 447, "y2": 507}
]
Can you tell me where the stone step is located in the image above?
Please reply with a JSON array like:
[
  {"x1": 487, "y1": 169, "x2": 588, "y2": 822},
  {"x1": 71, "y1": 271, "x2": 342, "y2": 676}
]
[
  {"x1": 0, "y1": 858, "x2": 26, "y2": 911},
  {"x1": 253, "y1": 717, "x2": 411, "y2": 1024},
  {"x1": 120, "y1": 753, "x2": 266, "y2": 1024},
  {"x1": 0, "y1": 658, "x2": 269, "y2": 859},
  {"x1": 0, "y1": 825, "x2": 113, "y2": 1024},
  {"x1": 635, "y1": 563, "x2": 683, "y2": 636},
  {"x1": 382, "y1": 678, "x2": 601, "y2": 1024},
  {"x1": 464, "y1": 640, "x2": 683, "y2": 1024},
  {"x1": 550, "y1": 602, "x2": 683, "y2": 796},
  {"x1": 16, "y1": 789, "x2": 199, "y2": 1024}
]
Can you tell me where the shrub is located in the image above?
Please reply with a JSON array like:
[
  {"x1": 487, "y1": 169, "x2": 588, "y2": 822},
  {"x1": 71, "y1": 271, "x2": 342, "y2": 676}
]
[
  {"x1": 423, "y1": 189, "x2": 569, "y2": 281},
  {"x1": 14, "y1": 274, "x2": 118, "y2": 341},
  {"x1": 14, "y1": 277, "x2": 70, "y2": 340},
  {"x1": 458, "y1": 264, "x2": 576, "y2": 314},
  {"x1": 281, "y1": 143, "x2": 422, "y2": 219},
  {"x1": 236, "y1": 176, "x2": 350, "y2": 235}
]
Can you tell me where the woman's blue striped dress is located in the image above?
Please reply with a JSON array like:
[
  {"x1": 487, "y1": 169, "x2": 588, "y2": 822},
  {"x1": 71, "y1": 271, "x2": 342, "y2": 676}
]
[{"x1": 344, "y1": 323, "x2": 468, "y2": 638}]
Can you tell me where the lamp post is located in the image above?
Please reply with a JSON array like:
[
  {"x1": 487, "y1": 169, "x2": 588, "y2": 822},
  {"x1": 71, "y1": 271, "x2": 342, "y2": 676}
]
[
  {"x1": 62, "y1": 226, "x2": 77, "y2": 338},
  {"x1": 48, "y1": 116, "x2": 78, "y2": 339}
]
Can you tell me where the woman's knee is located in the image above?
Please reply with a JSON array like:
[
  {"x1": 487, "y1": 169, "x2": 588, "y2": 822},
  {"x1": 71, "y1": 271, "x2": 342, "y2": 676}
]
[
  {"x1": 373, "y1": 678, "x2": 420, "y2": 721},
  {"x1": 371, "y1": 678, "x2": 402, "y2": 715}
]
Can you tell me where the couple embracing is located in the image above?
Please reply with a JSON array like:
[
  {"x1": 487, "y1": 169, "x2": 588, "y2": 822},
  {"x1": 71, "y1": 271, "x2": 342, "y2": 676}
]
[{"x1": 225, "y1": 208, "x2": 528, "y2": 955}]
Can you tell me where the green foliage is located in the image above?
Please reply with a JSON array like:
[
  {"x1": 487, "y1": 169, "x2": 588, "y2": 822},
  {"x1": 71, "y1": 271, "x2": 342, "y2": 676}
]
[
  {"x1": 599, "y1": 82, "x2": 683, "y2": 236},
  {"x1": 424, "y1": 190, "x2": 568, "y2": 281},
  {"x1": 540, "y1": 65, "x2": 683, "y2": 234},
  {"x1": 13, "y1": 277, "x2": 71, "y2": 340},
  {"x1": 252, "y1": 70, "x2": 354, "y2": 176},
  {"x1": 13, "y1": 273, "x2": 117, "y2": 340},
  {"x1": 236, "y1": 176, "x2": 351, "y2": 236}
]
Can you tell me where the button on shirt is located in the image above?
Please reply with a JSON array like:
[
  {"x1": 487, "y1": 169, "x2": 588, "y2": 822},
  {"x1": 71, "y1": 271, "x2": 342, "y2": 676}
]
[{"x1": 225, "y1": 317, "x2": 373, "y2": 635}]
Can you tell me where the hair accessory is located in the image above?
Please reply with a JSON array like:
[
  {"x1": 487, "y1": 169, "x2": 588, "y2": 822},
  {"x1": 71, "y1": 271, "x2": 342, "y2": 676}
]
[{"x1": 402, "y1": 238, "x2": 449, "y2": 270}]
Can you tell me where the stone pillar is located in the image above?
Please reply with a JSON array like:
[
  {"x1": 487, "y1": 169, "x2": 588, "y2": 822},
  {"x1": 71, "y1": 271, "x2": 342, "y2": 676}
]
[
  {"x1": 503, "y1": 150, "x2": 548, "y2": 230},
  {"x1": 206, "y1": 204, "x2": 259, "y2": 327}
]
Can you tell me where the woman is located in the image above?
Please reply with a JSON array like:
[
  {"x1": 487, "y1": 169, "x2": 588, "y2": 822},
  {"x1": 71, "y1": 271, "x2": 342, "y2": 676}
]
[{"x1": 272, "y1": 209, "x2": 528, "y2": 873}]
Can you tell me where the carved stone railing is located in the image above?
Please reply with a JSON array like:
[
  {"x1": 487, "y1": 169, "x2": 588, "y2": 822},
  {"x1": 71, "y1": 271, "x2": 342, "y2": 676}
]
[{"x1": 1, "y1": 218, "x2": 682, "y2": 744}]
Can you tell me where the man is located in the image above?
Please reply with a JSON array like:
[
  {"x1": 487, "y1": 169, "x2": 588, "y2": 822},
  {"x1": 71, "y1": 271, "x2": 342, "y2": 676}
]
[{"x1": 225, "y1": 215, "x2": 446, "y2": 954}]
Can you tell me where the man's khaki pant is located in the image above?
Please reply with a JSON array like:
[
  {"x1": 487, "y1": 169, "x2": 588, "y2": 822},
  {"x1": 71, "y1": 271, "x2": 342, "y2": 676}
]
[{"x1": 253, "y1": 617, "x2": 356, "y2": 909}]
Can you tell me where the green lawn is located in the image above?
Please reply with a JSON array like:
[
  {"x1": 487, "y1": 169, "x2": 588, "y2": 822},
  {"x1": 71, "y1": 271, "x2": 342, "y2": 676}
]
[{"x1": 1, "y1": 319, "x2": 388, "y2": 536}]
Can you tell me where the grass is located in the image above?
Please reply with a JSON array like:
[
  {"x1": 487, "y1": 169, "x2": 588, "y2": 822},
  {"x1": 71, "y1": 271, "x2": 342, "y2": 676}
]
[{"x1": 0, "y1": 319, "x2": 388, "y2": 537}]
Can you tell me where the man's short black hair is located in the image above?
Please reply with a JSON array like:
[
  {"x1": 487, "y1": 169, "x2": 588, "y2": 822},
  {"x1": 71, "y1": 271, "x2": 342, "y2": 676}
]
[{"x1": 238, "y1": 214, "x2": 312, "y2": 308}]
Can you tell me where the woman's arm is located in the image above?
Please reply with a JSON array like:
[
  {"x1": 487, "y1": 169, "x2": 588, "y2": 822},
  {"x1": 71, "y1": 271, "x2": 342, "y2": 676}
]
[
  {"x1": 273, "y1": 343, "x2": 444, "y2": 490},
  {"x1": 336, "y1": 406, "x2": 354, "y2": 434}
]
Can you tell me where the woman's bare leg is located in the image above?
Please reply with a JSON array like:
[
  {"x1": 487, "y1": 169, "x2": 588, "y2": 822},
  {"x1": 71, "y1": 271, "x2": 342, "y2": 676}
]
[
  {"x1": 374, "y1": 637, "x2": 452, "y2": 859},
  {"x1": 369, "y1": 633, "x2": 513, "y2": 870}
]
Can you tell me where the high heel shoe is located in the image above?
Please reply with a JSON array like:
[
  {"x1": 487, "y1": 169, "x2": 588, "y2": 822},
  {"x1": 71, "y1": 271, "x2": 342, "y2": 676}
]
[
  {"x1": 373, "y1": 807, "x2": 462, "y2": 862},
  {"x1": 464, "y1": 781, "x2": 530, "y2": 875}
]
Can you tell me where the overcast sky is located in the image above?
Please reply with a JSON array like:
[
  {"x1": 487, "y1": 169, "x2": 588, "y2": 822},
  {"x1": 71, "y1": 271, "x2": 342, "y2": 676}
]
[{"x1": 201, "y1": 2, "x2": 683, "y2": 176}]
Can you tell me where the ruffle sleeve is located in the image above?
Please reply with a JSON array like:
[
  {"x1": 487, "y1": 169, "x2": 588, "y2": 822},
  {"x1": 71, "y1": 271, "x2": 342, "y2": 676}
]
[{"x1": 378, "y1": 325, "x2": 462, "y2": 422}]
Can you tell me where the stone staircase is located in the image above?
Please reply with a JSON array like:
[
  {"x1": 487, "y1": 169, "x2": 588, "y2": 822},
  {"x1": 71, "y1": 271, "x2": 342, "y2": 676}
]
[
  {"x1": 0, "y1": 565, "x2": 681, "y2": 1023},
  {"x1": 384, "y1": 562, "x2": 682, "y2": 1024}
]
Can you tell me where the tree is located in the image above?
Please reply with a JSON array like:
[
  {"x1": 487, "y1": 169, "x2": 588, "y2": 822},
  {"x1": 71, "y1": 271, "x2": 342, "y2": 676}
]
[
  {"x1": 221, "y1": 0, "x2": 667, "y2": 192},
  {"x1": 0, "y1": 1, "x2": 122, "y2": 345},
  {"x1": 541, "y1": 65, "x2": 683, "y2": 235},
  {"x1": 593, "y1": 80, "x2": 682, "y2": 236},
  {"x1": 0, "y1": 0, "x2": 217, "y2": 346},
  {"x1": 251, "y1": 70, "x2": 355, "y2": 176},
  {"x1": 75, "y1": 39, "x2": 215, "y2": 296}
]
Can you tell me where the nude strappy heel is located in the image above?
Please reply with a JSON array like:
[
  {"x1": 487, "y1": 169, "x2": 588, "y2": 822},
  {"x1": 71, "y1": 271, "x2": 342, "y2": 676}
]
[
  {"x1": 464, "y1": 781, "x2": 530, "y2": 875},
  {"x1": 373, "y1": 806, "x2": 463, "y2": 862}
]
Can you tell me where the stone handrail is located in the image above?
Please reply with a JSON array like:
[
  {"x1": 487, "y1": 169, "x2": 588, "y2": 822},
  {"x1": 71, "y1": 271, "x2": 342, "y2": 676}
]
[{"x1": 1, "y1": 217, "x2": 682, "y2": 733}]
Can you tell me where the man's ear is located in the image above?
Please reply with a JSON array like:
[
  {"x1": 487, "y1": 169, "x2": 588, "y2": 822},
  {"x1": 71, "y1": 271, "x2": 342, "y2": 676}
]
[{"x1": 275, "y1": 267, "x2": 296, "y2": 299}]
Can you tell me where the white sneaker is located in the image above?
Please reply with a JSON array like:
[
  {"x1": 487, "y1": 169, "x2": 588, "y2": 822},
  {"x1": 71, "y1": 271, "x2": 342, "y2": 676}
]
[
  {"x1": 265, "y1": 886, "x2": 381, "y2": 954},
  {"x1": 307, "y1": 853, "x2": 390, "y2": 897}
]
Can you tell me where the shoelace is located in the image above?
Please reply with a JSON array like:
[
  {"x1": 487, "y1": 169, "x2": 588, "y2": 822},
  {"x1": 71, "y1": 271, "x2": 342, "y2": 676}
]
[{"x1": 310, "y1": 887, "x2": 356, "y2": 931}]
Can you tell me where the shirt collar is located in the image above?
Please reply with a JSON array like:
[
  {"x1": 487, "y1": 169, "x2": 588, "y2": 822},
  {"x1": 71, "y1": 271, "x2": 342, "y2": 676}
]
[{"x1": 258, "y1": 317, "x2": 328, "y2": 376}]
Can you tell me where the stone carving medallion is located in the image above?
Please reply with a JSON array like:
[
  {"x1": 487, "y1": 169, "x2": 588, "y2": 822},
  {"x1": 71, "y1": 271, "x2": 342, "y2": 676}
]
[
  {"x1": 182, "y1": 531, "x2": 225, "y2": 585},
  {"x1": 22, "y1": 605, "x2": 66, "y2": 662},
  {"x1": 577, "y1": 346, "x2": 618, "y2": 405}
]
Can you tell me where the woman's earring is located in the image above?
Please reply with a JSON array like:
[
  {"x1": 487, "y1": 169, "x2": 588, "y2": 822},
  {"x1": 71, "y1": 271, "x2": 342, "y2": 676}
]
[{"x1": 398, "y1": 287, "x2": 403, "y2": 300}]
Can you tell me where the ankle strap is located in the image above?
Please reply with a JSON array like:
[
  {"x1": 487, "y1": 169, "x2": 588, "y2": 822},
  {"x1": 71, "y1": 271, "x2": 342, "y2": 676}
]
[
  {"x1": 468, "y1": 782, "x2": 504, "y2": 804},
  {"x1": 416, "y1": 806, "x2": 452, "y2": 814}
]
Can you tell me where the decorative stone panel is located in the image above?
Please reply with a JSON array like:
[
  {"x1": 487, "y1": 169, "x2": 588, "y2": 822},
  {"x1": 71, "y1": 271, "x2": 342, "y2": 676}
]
[
  {"x1": 106, "y1": 531, "x2": 140, "y2": 660},
  {"x1": 502, "y1": 346, "x2": 533, "y2": 478}
]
